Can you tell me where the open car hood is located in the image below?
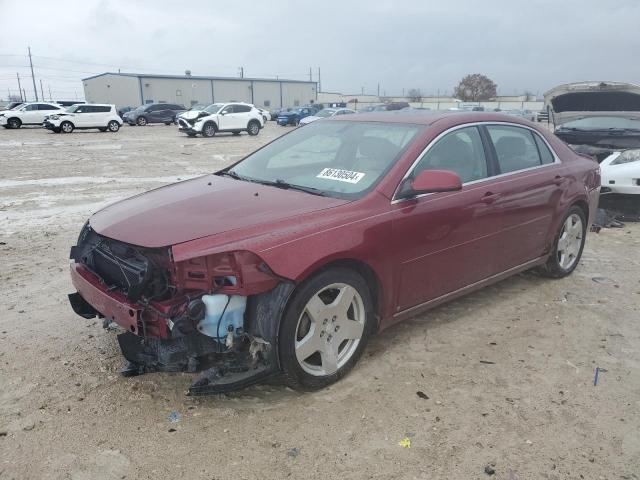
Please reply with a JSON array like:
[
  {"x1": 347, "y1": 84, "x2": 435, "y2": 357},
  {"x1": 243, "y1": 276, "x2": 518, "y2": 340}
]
[
  {"x1": 545, "y1": 81, "x2": 640, "y2": 126},
  {"x1": 89, "y1": 175, "x2": 348, "y2": 248}
]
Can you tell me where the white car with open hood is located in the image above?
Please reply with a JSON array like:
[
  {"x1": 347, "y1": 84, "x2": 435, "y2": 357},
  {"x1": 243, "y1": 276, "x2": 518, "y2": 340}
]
[
  {"x1": 177, "y1": 102, "x2": 264, "y2": 137},
  {"x1": 0, "y1": 102, "x2": 65, "y2": 129},
  {"x1": 43, "y1": 104, "x2": 123, "y2": 133},
  {"x1": 546, "y1": 81, "x2": 640, "y2": 195}
]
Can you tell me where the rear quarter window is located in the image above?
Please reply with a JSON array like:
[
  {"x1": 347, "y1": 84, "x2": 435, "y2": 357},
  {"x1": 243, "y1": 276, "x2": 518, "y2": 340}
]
[{"x1": 533, "y1": 133, "x2": 555, "y2": 164}]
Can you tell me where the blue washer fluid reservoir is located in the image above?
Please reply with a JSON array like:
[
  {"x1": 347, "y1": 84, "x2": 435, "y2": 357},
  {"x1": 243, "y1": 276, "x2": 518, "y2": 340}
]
[{"x1": 198, "y1": 294, "x2": 247, "y2": 340}]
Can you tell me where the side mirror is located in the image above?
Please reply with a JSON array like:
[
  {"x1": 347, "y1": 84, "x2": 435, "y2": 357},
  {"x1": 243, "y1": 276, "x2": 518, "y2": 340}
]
[
  {"x1": 220, "y1": 111, "x2": 226, "y2": 115},
  {"x1": 398, "y1": 170, "x2": 462, "y2": 198}
]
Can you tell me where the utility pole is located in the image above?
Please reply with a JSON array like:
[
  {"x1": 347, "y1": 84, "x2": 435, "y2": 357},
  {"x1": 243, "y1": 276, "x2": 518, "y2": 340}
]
[
  {"x1": 309, "y1": 67, "x2": 312, "y2": 82},
  {"x1": 28, "y1": 46, "x2": 38, "y2": 101},
  {"x1": 377, "y1": 83, "x2": 380, "y2": 97},
  {"x1": 22, "y1": 88, "x2": 26, "y2": 101},
  {"x1": 39, "y1": 79, "x2": 44, "y2": 101},
  {"x1": 16, "y1": 73, "x2": 23, "y2": 101},
  {"x1": 48, "y1": 85, "x2": 52, "y2": 101},
  {"x1": 239, "y1": 67, "x2": 244, "y2": 79},
  {"x1": 317, "y1": 67, "x2": 321, "y2": 92}
]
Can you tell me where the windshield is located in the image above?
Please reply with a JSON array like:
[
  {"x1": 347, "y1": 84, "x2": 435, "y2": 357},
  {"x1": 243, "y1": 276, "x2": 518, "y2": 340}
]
[
  {"x1": 559, "y1": 116, "x2": 640, "y2": 131},
  {"x1": 315, "y1": 109, "x2": 336, "y2": 118},
  {"x1": 204, "y1": 103, "x2": 224, "y2": 114},
  {"x1": 226, "y1": 121, "x2": 422, "y2": 199},
  {"x1": 189, "y1": 104, "x2": 207, "y2": 111}
]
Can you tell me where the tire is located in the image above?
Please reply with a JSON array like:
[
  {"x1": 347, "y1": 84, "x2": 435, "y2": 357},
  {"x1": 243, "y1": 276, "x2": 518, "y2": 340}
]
[
  {"x1": 279, "y1": 267, "x2": 374, "y2": 390},
  {"x1": 98, "y1": 127, "x2": 107, "y2": 132},
  {"x1": 164, "y1": 121, "x2": 171, "y2": 126},
  {"x1": 263, "y1": 115, "x2": 268, "y2": 123},
  {"x1": 232, "y1": 131, "x2": 241, "y2": 136},
  {"x1": 107, "y1": 120, "x2": 120, "y2": 132},
  {"x1": 136, "y1": 116, "x2": 148, "y2": 126},
  {"x1": 247, "y1": 120, "x2": 260, "y2": 136},
  {"x1": 186, "y1": 132, "x2": 196, "y2": 137},
  {"x1": 202, "y1": 121, "x2": 217, "y2": 138},
  {"x1": 537, "y1": 206, "x2": 587, "y2": 278},
  {"x1": 53, "y1": 127, "x2": 61, "y2": 133},
  {"x1": 60, "y1": 121, "x2": 74, "y2": 133},
  {"x1": 7, "y1": 117, "x2": 21, "y2": 129},
  {"x1": 294, "y1": 118, "x2": 300, "y2": 126}
]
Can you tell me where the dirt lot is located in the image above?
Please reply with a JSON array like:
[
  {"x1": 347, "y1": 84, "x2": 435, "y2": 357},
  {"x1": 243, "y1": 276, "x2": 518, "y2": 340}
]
[{"x1": 1, "y1": 123, "x2": 639, "y2": 480}]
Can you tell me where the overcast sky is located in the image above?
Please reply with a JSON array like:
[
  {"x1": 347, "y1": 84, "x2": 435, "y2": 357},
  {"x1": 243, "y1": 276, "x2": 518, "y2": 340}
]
[{"x1": 1, "y1": 0, "x2": 639, "y2": 101}]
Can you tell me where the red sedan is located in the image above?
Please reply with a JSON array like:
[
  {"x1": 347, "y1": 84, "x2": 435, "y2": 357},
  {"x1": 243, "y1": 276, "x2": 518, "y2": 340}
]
[{"x1": 69, "y1": 112, "x2": 600, "y2": 394}]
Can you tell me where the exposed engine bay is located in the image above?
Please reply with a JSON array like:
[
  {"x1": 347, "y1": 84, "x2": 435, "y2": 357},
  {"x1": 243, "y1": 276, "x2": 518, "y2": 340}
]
[{"x1": 68, "y1": 223, "x2": 294, "y2": 395}]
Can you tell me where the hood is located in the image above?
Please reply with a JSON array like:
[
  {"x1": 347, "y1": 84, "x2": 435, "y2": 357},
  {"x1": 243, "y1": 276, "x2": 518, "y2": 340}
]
[
  {"x1": 179, "y1": 110, "x2": 206, "y2": 120},
  {"x1": 89, "y1": 174, "x2": 348, "y2": 248},
  {"x1": 545, "y1": 81, "x2": 640, "y2": 126},
  {"x1": 278, "y1": 111, "x2": 297, "y2": 117}
]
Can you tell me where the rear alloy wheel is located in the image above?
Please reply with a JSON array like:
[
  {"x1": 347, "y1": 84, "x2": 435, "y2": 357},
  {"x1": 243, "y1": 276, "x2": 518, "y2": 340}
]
[
  {"x1": 60, "y1": 121, "x2": 74, "y2": 133},
  {"x1": 136, "y1": 116, "x2": 148, "y2": 126},
  {"x1": 247, "y1": 120, "x2": 260, "y2": 136},
  {"x1": 279, "y1": 268, "x2": 373, "y2": 390},
  {"x1": 107, "y1": 120, "x2": 120, "y2": 132},
  {"x1": 202, "y1": 121, "x2": 217, "y2": 138},
  {"x1": 7, "y1": 117, "x2": 21, "y2": 129},
  {"x1": 538, "y1": 206, "x2": 587, "y2": 278}
]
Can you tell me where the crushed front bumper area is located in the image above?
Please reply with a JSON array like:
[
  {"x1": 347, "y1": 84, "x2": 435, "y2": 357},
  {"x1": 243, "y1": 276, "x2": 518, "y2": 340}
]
[
  {"x1": 117, "y1": 331, "x2": 278, "y2": 395},
  {"x1": 69, "y1": 256, "x2": 295, "y2": 394}
]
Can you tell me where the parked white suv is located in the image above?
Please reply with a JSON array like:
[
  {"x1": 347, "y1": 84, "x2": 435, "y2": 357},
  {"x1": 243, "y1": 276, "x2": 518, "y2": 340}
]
[
  {"x1": 43, "y1": 104, "x2": 123, "y2": 133},
  {"x1": 177, "y1": 102, "x2": 263, "y2": 137},
  {"x1": 0, "y1": 102, "x2": 65, "y2": 129}
]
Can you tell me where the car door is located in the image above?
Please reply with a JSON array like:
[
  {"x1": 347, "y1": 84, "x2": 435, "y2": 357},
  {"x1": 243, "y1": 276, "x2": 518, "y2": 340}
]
[
  {"x1": 217, "y1": 104, "x2": 238, "y2": 130},
  {"x1": 20, "y1": 104, "x2": 39, "y2": 124},
  {"x1": 481, "y1": 124, "x2": 565, "y2": 271},
  {"x1": 72, "y1": 105, "x2": 92, "y2": 127},
  {"x1": 145, "y1": 105, "x2": 162, "y2": 123},
  {"x1": 391, "y1": 125, "x2": 505, "y2": 311}
]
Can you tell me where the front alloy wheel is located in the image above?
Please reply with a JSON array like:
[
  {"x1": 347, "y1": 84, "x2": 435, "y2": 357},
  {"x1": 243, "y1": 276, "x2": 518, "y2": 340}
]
[
  {"x1": 108, "y1": 120, "x2": 120, "y2": 132},
  {"x1": 202, "y1": 122, "x2": 217, "y2": 138},
  {"x1": 60, "y1": 121, "x2": 74, "y2": 133},
  {"x1": 279, "y1": 268, "x2": 373, "y2": 390},
  {"x1": 136, "y1": 116, "x2": 148, "y2": 126}
]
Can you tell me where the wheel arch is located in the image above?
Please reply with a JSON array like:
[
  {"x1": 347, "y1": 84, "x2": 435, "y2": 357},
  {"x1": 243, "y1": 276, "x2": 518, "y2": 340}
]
[
  {"x1": 571, "y1": 198, "x2": 589, "y2": 220},
  {"x1": 295, "y1": 257, "x2": 383, "y2": 331}
]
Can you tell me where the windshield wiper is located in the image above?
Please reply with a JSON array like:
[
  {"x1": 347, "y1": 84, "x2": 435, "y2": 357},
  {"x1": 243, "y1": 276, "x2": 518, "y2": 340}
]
[
  {"x1": 217, "y1": 170, "x2": 247, "y2": 181},
  {"x1": 257, "y1": 179, "x2": 327, "y2": 197}
]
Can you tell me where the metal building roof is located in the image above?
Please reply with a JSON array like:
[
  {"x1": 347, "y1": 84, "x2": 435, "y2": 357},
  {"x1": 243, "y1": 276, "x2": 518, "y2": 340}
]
[{"x1": 82, "y1": 72, "x2": 316, "y2": 84}]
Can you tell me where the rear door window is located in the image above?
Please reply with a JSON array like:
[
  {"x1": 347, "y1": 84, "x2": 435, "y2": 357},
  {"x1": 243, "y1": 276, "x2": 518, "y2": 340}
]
[
  {"x1": 486, "y1": 125, "x2": 543, "y2": 173},
  {"x1": 234, "y1": 104, "x2": 252, "y2": 113}
]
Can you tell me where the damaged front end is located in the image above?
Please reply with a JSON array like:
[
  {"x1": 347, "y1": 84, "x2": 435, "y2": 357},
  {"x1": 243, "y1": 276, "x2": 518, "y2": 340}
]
[{"x1": 68, "y1": 223, "x2": 294, "y2": 395}]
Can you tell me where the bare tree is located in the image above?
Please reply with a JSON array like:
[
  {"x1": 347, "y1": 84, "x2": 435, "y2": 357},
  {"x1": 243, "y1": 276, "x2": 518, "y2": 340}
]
[
  {"x1": 453, "y1": 74, "x2": 497, "y2": 101},
  {"x1": 407, "y1": 88, "x2": 422, "y2": 102}
]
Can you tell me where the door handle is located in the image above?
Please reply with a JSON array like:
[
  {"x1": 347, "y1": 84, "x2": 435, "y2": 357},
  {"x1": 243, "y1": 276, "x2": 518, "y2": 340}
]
[
  {"x1": 553, "y1": 175, "x2": 565, "y2": 185},
  {"x1": 481, "y1": 192, "x2": 500, "y2": 204}
]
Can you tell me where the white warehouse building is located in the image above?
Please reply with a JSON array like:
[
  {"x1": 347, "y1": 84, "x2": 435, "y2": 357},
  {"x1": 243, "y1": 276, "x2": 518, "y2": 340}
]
[{"x1": 82, "y1": 72, "x2": 318, "y2": 109}]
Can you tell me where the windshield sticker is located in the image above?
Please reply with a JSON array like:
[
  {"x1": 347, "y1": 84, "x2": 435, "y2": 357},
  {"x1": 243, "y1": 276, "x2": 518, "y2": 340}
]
[{"x1": 317, "y1": 168, "x2": 365, "y2": 184}]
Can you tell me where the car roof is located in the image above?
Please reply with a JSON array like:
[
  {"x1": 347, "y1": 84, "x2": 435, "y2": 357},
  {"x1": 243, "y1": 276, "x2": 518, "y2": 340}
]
[{"x1": 326, "y1": 110, "x2": 538, "y2": 127}]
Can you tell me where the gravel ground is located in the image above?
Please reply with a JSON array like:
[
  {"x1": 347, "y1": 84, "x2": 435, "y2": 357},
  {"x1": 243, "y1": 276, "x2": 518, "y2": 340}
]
[{"x1": 0, "y1": 123, "x2": 639, "y2": 480}]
